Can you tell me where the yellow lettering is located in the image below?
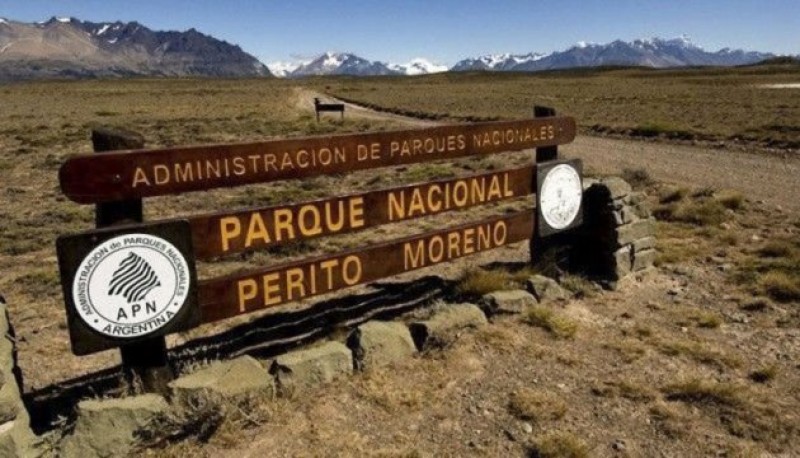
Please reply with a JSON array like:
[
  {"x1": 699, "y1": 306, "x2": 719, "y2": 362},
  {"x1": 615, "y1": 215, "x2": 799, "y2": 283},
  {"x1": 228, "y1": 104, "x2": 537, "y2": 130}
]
[
  {"x1": 220, "y1": 217, "x2": 242, "y2": 252},
  {"x1": 403, "y1": 241, "x2": 425, "y2": 269},
  {"x1": 245, "y1": 213, "x2": 270, "y2": 247},
  {"x1": 286, "y1": 268, "x2": 305, "y2": 301},
  {"x1": 274, "y1": 209, "x2": 294, "y2": 241},
  {"x1": 237, "y1": 279, "x2": 258, "y2": 312},
  {"x1": 263, "y1": 273, "x2": 282, "y2": 306}
]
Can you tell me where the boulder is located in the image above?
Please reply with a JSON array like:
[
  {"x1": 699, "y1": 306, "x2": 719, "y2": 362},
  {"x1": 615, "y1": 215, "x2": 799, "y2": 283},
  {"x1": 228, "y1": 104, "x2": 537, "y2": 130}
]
[
  {"x1": 61, "y1": 394, "x2": 169, "y2": 458},
  {"x1": 409, "y1": 303, "x2": 487, "y2": 350},
  {"x1": 170, "y1": 356, "x2": 273, "y2": 402},
  {"x1": 525, "y1": 277, "x2": 570, "y2": 303},
  {"x1": 481, "y1": 290, "x2": 537, "y2": 314},
  {"x1": 270, "y1": 341, "x2": 352, "y2": 393},
  {"x1": 347, "y1": 321, "x2": 416, "y2": 371}
]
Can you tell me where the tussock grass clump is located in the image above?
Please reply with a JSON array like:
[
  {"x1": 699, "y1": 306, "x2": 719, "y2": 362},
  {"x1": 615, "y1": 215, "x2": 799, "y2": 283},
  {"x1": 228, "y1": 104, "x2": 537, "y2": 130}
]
[
  {"x1": 456, "y1": 266, "x2": 538, "y2": 297},
  {"x1": 661, "y1": 378, "x2": 800, "y2": 447},
  {"x1": 716, "y1": 190, "x2": 745, "y2": 210},
  {"x1": 508, "y1": 388, "x2": 567, "y2": 423},
  {"x1": 749, "y1": 365, "x2": 779, "y2": 383},
  {"x1": 524, "y1": 306, "x2": 578, "y2": 339},
  {"x1": 760, "y1": 271, "x2": 800, "y2": 302},
  {"x1": 559, "y1": 274, "x2": 597, "y2": 299},
  {"x1": 740, "y1": 296, "x2": 771, "y2": 312},
  {"x1": 529, "y1": 432, "x2": 589, "y2": 458},
  {"x1": 139, "y1": 391, "x2": 276, "y2": 451},
  {"x1": 456, "y1": 268, "x2": 512, "y2": 296},
  {"x1": 662, "y1": 379, "x2": 744, "y2": 406},
  {"x1": 658, "y1": 187, "x2": 689, "y2": 204},
  {"x1": 757, "y1": 240, "x2": 796, "y2": 258},
  {"x1": 653, "y1": 337, "x2": 742, "y2": 369},
  {"x1": 621, "y1": 167, "x2": 653, "y2": 189},
  {"x1": 656, "y1": 199, "x2": 729, "y2": 226}
]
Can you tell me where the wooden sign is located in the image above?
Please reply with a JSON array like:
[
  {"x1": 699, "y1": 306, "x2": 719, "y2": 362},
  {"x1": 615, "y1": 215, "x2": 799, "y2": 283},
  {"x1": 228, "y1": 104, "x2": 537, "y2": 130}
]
[
  {"x1": 59, "y1": 118, "x2": 576, "y2": 203},
  {"x1": 55, "y1": 220, "x2": 200, "y2": 355},
  {"x1": 189, "y1": 165, "x2": 535, "y2": 259},
  {"x1": 197, "y1": 210, "x2": 534, "y2": 323}
]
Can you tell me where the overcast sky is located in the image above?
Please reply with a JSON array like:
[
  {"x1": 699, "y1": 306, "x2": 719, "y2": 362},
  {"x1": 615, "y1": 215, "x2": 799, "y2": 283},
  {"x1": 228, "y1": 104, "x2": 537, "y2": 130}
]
[{"x1": 1, "y1": 0, "x2": 797, "y2": 65}]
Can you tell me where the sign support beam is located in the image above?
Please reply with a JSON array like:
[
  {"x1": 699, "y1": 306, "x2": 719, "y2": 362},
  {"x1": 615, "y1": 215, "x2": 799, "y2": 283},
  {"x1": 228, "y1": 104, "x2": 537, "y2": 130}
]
[{"x1": 92, "y1": 127, "x2": 173, "y2": 395}]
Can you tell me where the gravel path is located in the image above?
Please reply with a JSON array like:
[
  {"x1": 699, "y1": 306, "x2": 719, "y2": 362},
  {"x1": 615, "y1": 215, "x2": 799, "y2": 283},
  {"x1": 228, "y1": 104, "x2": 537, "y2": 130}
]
[{"x1": 304, "y1": 89, "x2": 800, "y2": 215}]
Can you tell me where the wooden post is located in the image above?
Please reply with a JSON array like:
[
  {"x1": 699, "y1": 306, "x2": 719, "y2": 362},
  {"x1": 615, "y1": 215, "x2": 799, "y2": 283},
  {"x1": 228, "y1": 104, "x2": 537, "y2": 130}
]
[
  {"x1": 531, "y1": 106, "x2": 560, "y2": 273},
  {"x1": 92, "y1": 126, "x2": 173, "y2": 395}
]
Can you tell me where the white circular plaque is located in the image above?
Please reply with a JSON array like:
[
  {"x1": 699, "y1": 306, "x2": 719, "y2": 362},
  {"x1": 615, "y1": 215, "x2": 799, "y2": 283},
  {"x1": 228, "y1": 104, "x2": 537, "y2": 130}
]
[
  {"x1": 540, "y1": 164, "x2": 582, "y2": 230},
  {"x1": 71, "y1": 233, "x2": 190, "y2": 338}
]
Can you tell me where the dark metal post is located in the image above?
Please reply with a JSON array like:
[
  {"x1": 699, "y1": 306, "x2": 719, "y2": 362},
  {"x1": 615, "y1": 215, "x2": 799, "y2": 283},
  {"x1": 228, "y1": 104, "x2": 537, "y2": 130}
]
[{"x1": 92, "y1": 126, "x2": 173, "y2": 395}]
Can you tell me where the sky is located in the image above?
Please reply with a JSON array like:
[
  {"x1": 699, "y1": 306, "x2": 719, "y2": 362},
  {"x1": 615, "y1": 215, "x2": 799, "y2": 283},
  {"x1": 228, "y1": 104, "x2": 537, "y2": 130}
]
[{"x1": 0, "y1": 0, "x2": 797, "y2": 66}]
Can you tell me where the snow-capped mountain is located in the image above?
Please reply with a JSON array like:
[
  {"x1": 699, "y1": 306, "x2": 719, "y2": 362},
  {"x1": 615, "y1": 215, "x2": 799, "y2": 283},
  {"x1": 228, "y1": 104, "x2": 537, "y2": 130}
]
[
  {"x1": 450, "y1": 53, "x2": 548, "y2": 71},
  {"x1": 268, "y1": 61, "x2": 305, "y2": 78},
  {"x1": 289, "y1": 52, "x2": 399, "y2": 77},
  {"x1": 389, "y1": 58, "x2": 448, "y2": 75},
  {"x1": 0, "y1": 16, "x2": 271, "y2": 80},
  {"x1": 451, "y1": 37, "x2": 774, "y2": 72}
]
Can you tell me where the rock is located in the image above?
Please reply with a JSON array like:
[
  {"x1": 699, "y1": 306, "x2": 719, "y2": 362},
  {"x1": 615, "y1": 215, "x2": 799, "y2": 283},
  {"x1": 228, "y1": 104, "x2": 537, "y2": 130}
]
[
  {"x1": 720, "y1": 222, "x2": 732, "y2": 230},
  {"x1": 750, "y1": 234, "x2": 762, "y2": 243},
  {"x1": 612, "y1": 206, "x2": 637, "y2": 225},
  {"x1": 409, "y1": 303, "x2": 487, "y2": 350},
  {"x1": 0, "y1": 414, "x2": 36, "y2": 458},
  {"x1": 481, "y1": 290, "x2": 538, "y2": 314},
  {"x1": 525, "y1": 277, "x2": 570, "y2": 303},
  {"x1": 616, "y1": 219, "x2": 656, "y2": 246},
  {"x1": 614, "y1": 246, "x2": 633, "y2": 278},
  {"x1": 347, "y1": 321, "x2": 416, "y2": 371},
  {"x1": 632, "y1": 237, "x2": 656, "y2": 253},
  {"x1": 170, "y1": 356, "x2": 273, "y2": 402},
  {"x1": 270, "y1": 341, "x2": 352, "y2": 392},
  {"x1": 602, "y1": 177, "x2": 632, "y2": 200},
  {"x1": 521, "y1": 422, "x2": 533, "y2": 434},
  {"x1": 61, "y1": 394, "x2": 169, "y2": 458},
  {"x1": 612, "y1": 439, "x2": 627, "y2": 451},
  {"x1": 632, "y1": 249, "x2": 656, "y2": 271}
]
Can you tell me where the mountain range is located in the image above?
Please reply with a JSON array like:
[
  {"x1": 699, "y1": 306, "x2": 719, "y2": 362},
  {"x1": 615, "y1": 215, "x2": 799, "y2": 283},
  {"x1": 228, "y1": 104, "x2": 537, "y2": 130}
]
[
  {"x1": 0, "y1": 16, "x2": 786, "y2": 80},
  {"x1": 275, "y1": 37, "x2": 776, "y2": 77},
  {"x1": 0, "y1": 16, "x2": 270, "y2": 79}
]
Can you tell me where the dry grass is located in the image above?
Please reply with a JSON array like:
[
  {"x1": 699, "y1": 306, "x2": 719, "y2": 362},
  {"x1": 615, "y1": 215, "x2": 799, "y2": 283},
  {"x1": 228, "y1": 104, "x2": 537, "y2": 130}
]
[
  {"x1": 662, "y1": 379, "x2": 799, "y2": 447},
  {"x1": 455, "y1": 266, "x2": 538, "y2": 297},
  {"x1": 508, "y1": 387, "x2": 567, "y2": 423},
  {"x1": 321, "y1": 65, "x2": 800, "y2": 150},
  {"x1": 524, "y1": 306, "x2": 579, "y2": 339},
  {"x1": 558, "y1": 274, "x2": 597, "y2": 299},
  {"x1": 652, "y1": 337, "x2": 742, "y2": 370},
  {"x1": 529, "y1": 432, "x2": 589, "y2": 458},
  {"x1": 749, "y1": 365, "x2": 779, "y2": 384},
  {"x1": 759, "y1": 271, "x2": 800, "y2": 302}
]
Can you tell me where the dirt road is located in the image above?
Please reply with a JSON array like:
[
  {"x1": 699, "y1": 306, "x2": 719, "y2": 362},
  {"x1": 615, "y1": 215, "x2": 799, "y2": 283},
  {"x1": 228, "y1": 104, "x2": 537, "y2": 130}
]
[{"x1": 304, "y1": 89, "x2": 800, "y2": 214}]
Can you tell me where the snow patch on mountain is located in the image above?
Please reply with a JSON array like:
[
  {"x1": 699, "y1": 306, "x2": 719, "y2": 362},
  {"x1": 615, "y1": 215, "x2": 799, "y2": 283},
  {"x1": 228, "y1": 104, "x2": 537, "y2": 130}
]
[
  {"x1": 268, "y1": 60, "x2": 305, "y2": 77},
  {"x1": 390, "y1": 58, "x2": 447, "y2": 75}
]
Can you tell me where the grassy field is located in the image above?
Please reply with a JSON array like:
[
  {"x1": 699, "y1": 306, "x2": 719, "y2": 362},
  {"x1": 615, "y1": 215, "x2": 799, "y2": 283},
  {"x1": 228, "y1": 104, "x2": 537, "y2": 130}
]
[{"x1": 316, "y1": 63, "x2": 800, "y2": 150}]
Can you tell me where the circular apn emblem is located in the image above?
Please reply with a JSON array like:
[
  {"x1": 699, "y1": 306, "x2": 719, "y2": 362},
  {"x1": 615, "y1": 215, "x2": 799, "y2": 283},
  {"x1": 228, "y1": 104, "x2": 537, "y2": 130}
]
[
  {"x1": 540, "y1": 164, "x2": 582, "y2": 230},
  {"x1": 72, "y1": 233, "x2": 190, "y2": 339}
]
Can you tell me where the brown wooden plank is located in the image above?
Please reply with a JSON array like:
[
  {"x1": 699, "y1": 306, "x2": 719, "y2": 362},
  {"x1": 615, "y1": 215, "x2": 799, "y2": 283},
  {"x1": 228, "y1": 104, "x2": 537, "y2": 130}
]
[
  {"x1": 198, "y1": 210, "x2": 534, "y2": 323},
  {"x1": 189, "y1": 165, "x2": 535, "y2": 259},
  {"x1": 60, "y1": 118, "x2": 575, "y2": 204}
]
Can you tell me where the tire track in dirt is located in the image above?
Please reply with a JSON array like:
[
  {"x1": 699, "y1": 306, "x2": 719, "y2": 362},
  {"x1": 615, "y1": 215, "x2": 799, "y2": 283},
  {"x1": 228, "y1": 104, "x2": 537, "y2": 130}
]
[{"x1": 297, "y1": 88, "x2": 800, "y2": 214}]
